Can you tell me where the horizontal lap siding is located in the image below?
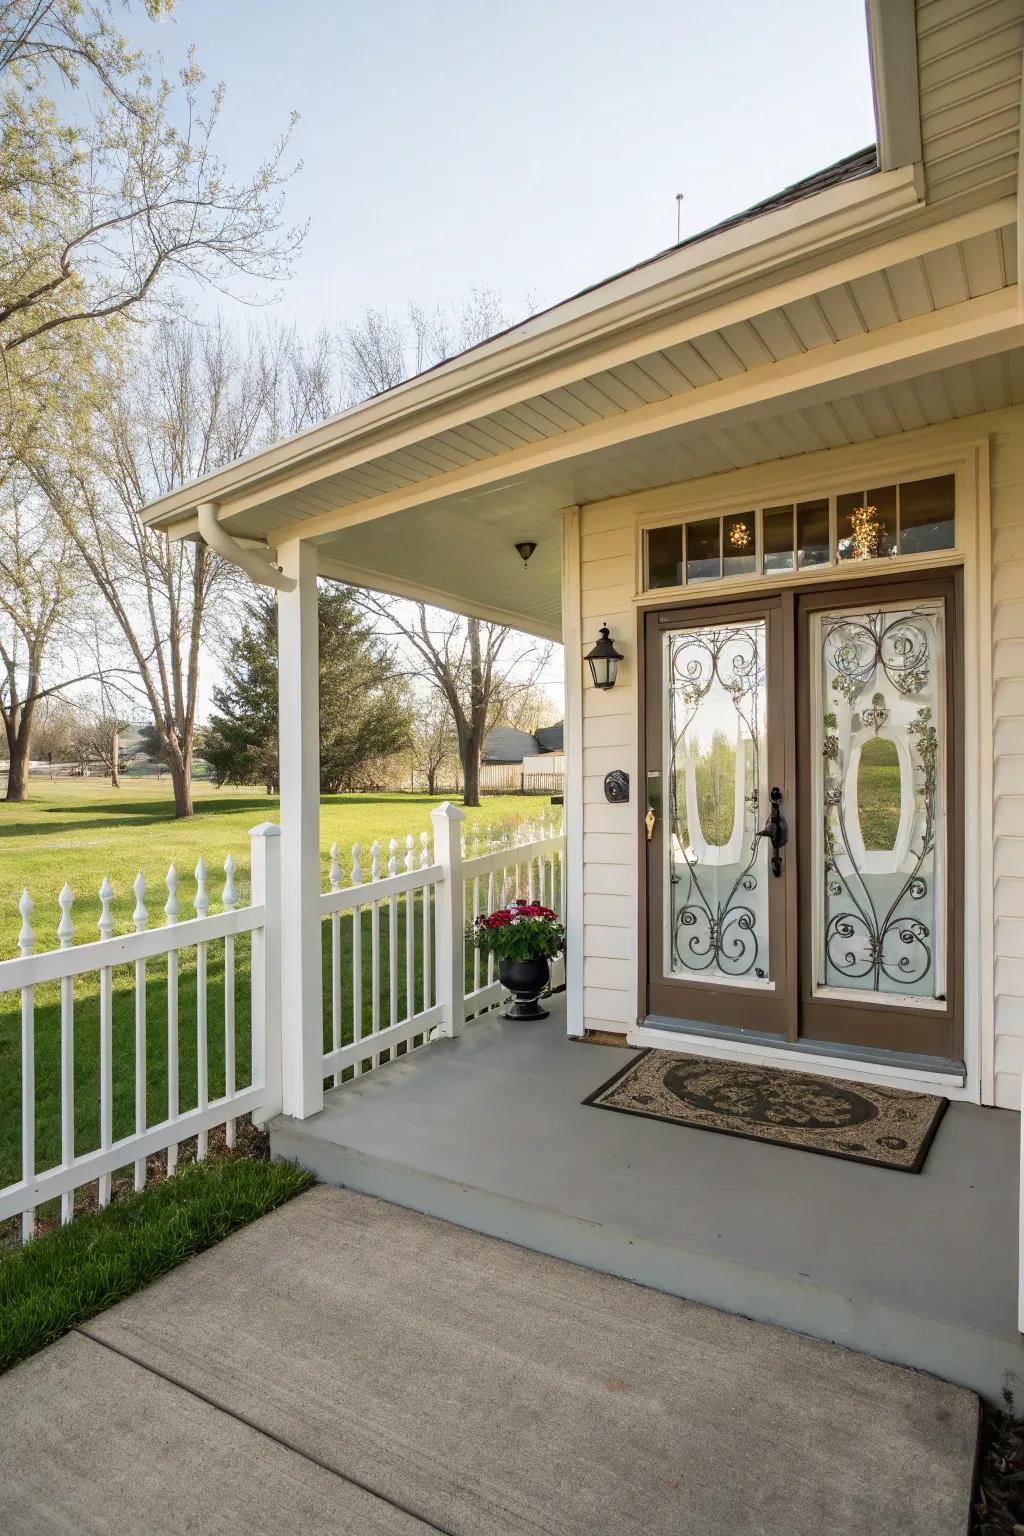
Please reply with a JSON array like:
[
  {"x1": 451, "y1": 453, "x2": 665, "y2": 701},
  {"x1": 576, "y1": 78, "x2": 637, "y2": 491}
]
[
  {"x1": 580, "y1": 506, "x2": 638, "y2": 1032},
  {"x1": 578, "y1": 414, "x2": 1021, "y2": 1087},
  {"x1": 993, "y1": 426, "x2": 1024, "y2": 1106}
]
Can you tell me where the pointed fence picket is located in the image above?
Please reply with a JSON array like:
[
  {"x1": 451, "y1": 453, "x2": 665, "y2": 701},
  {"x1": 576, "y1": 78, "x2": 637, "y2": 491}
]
[
  {"x1": 0, "y1": 825, "x2": 281, "y2": 1243},
  {"x1": 2, "y1": 808, "x2": 563, "y2": 1243},
  {"x1": 317, "y1": 809, "x2": 565, "y2": 1081}
]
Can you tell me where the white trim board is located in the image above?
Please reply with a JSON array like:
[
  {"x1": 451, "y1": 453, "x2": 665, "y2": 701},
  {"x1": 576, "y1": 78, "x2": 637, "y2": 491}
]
[{"x1": 626, "y1": 1023, "x2": 971, "y2": 1100}]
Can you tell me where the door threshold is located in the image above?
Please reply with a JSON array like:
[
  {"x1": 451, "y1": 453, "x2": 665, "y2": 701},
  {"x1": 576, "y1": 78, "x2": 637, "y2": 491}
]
[{"x1": 632, "y1": 1015, "x2": 968, "y2": 1092}]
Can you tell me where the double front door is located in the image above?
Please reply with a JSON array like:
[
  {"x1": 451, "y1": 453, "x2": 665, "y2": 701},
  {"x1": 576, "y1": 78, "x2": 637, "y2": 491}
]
[{"x1": 643, "y1": 571, "x2": 962, "y2": 1062}]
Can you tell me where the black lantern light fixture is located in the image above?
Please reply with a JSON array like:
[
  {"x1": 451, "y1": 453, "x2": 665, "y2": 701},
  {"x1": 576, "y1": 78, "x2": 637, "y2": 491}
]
[{"x1": 585, "y1": 624, "x2": 623, "y2": 690}]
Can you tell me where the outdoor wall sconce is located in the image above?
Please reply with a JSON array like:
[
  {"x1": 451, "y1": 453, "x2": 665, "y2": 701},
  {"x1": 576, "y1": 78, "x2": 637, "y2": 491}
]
[{"x1": 585, "y1": 624, "x2": 623, "y2": 690}]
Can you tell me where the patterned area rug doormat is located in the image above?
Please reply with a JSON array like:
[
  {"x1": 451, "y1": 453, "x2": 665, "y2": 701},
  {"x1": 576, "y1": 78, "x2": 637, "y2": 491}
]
[{"x1": 583, "y1": 1050, "x2": 948, "y2": 1173}]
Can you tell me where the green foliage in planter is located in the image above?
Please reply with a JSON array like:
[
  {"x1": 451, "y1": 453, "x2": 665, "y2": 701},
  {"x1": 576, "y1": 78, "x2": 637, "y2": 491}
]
[{"x1": 470, "y1": 901, "x2": 566, "y2": 963}]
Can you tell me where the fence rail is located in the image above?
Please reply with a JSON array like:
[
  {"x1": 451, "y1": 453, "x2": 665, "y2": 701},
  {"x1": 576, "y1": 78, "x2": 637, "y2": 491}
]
[
  {"x1": 0, "y1": 824, "x2": 281, "y2": 1242},
  {"x1": 2, "y1": 807, "x2": 563, "y2": 1244}
]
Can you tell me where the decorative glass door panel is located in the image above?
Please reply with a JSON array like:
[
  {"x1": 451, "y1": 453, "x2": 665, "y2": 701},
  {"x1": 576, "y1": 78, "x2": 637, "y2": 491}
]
[
  {"x1": 645, "y1": 574, "x2": 961, "y2": 1061},
  {"x1": 665, "y1": 621, "x2": 770, "y2": 983},
  {"x1": 811, "y1": 600, "x2": 946, "y2": 1003},
  {"x1": 645, "y1": 599, "x2": 790, "y2": 1038}
]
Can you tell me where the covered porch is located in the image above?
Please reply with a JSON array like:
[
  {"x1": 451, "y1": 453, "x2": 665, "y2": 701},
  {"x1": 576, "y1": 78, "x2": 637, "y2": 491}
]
[
  {"x1": 271, "y1": 995, "x2": 1024, "y2": 1405},
  {"x1": 134, "y1": 9, "x2": 1024, "y2": 1410}
]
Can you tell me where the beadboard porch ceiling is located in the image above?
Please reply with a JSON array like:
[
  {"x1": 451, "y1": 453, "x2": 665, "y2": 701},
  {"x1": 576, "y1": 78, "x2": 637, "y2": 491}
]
[{"x1": 142, "y1": 203, "x2": 1024, "y2": 641}]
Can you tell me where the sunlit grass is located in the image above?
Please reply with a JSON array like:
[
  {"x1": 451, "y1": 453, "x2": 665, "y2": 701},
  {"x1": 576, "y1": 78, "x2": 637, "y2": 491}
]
[
  {"x1": 0, "y1": 781, "x2": 554, "y2": 1210},
  {"x1": 0, "y1": 1152, "x2": 312, "y2": 1373}
]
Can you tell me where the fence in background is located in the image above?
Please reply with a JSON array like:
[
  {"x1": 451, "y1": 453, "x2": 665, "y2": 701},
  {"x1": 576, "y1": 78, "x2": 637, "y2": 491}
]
[{"x1": 1, "y1": 808, "x2": 564, "y2": 1243}]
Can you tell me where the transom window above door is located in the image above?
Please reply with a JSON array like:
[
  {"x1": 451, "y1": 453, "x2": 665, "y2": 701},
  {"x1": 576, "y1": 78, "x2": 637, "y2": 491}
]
[{"x1": 643, "y1": 473, "x2": 955, "y2": 592}]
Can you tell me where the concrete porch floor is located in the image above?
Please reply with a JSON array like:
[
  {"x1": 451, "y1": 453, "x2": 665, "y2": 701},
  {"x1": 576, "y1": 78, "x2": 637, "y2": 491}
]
[
  {"x1": 0, "y1": 1186, "x2": 978, "y2": 1535},
  {"x1": 272, "y1": 995, "x2": 1024, "y2": 1404}
]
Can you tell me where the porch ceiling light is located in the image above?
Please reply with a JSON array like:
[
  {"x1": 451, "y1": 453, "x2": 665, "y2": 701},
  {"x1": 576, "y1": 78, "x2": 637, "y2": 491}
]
[{"x1": 585, "y1": 624, "x2": 623, "y2": 690}]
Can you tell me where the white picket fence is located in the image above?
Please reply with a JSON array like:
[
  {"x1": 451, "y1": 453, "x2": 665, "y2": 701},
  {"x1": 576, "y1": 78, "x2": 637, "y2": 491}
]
[{"x1": 0, "y1": 807, "x2": 563, "y2": 1243}]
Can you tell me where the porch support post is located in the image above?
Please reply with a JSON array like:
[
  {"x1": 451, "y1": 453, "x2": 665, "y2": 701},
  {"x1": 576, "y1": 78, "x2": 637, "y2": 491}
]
[
  {"x1": 561, "y1": 506, "x2": 585, "y2": 1038},
  {"x1": 277, "y1": 538, "x2": 324, "y2": 1119},
  {"x1": 249, "y1": 821, "x2": 282, "y2": 1124},
  {"x1": 431, "y1": 801, "x2": 466, "y2": 1038}
]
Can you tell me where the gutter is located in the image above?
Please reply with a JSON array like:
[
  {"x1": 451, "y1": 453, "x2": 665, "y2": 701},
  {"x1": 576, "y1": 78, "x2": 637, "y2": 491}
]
[{"x1": 197, "y1": 502, "x2": 297, "y2": 592}]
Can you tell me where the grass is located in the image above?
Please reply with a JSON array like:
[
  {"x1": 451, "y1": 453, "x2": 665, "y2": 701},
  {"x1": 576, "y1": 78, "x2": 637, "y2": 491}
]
[
  {"x1": 0, "y1": 780, "x2": 556, "y2": 1221},
  {"x1": 855, "y1": 746, "x2": 902, "y2": 850},
  {"x1": 0, "y1": 1140, "x2": 312, "y2": 1373}
]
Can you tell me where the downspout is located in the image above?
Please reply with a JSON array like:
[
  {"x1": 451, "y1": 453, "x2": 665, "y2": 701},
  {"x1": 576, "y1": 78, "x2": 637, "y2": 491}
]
[{"x1": 197, "y1": 501, "x2": 297, "y2": 592}]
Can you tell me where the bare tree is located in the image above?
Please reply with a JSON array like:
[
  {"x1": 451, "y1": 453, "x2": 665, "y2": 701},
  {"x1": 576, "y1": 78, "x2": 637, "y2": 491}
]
[
  {"x1": 32, "y1": 320, "x2": 334, "y2": 817},
  {"x1": 408, "y1": 690, "x2": 459, "y2": 795},
  {"x1": 501, "y1": 682, "x2": 563, "y2": 735},
  {"x1": 30, "y1": 694, "x2": 80, "y2": 771},
  {"x1": 341, "y1": 287, "x2": 530, "y2": 404},
  {"x1": 360, "y1": 599, "x2": 552, "y2": 807},
  {"x1": 0, "y1": 484, "x2": 85, "y2": 799}
]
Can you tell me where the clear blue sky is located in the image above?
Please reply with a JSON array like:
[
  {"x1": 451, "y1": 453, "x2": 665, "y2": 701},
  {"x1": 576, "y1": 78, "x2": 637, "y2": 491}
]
[
  {"x1": 120, "y1": 0, "x2": 877, "y2": 716},
  {"x1": 133, "y1": 0, "x2": 876, "y2": 335}
]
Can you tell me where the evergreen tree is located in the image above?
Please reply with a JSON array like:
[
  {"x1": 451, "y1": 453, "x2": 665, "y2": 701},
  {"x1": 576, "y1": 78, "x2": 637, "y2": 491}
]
[{"x1": 203, "y1": 584, "x2": 411, "y2": 794}]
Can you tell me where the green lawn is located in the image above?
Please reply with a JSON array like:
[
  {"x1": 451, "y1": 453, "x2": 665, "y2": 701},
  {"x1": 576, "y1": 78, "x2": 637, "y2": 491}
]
[
  {"x1": 0, "y1": 781, "x2": 556, "y2": 1226},
  {"x1": 0, "y1": 1147, "x2": 312, "y2": 1372}
]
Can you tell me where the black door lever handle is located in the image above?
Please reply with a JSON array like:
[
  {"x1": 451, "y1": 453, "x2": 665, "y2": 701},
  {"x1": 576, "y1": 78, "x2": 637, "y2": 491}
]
[{"x1": 756, "y1": 785, "x2": 787, "y2": 877}]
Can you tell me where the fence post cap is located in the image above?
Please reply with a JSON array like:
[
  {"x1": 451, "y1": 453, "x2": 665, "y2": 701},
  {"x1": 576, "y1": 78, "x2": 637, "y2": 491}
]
[
  {"x1": 431, "y1": 800, "x2": 466, "y2": 823},
  {"x1": 249, "y1": 821, "x2": 282, "y2": 839}
]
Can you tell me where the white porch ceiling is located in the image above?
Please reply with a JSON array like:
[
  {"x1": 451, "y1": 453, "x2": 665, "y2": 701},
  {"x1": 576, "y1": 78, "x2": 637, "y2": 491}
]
[
  {"x1": 229, "y1": 220, "x2": 1019, "y2": 554},
  {"x1": 314, "y1": 345, "x2": 1024, "y2": 642}
]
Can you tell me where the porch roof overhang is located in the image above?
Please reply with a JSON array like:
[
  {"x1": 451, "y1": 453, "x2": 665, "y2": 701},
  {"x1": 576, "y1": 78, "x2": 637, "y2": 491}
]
[{"x1": 139, "y1": 5, "x2": 1024, "y2": 642}]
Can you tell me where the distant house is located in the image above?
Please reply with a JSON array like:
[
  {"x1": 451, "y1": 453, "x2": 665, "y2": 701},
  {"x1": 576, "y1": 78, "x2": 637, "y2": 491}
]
[
  {"x1": 482, "y1": 722, "x2": 564, "y2": 764},
  {"x1": 481, "y1": 721, "x2": 564, "y2": 791}
]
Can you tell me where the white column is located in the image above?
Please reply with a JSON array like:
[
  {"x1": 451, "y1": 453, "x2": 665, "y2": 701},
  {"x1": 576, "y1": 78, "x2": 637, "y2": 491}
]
[
  {"x1": 250, "y1": 821, "x2": 282, "y2": 1124},
  {"x1": 431, "y1": 801, "x2": 466, "y2": 1038},
  {"x1": 561, "y1": 506, "x2": 585, "y2": 1038},
  {"x1": 277, "y1": 538, "x2": 323, "y2": 1118}
]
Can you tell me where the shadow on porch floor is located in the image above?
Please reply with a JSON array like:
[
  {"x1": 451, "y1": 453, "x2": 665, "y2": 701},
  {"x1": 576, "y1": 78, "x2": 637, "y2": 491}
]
[{"x1": 271, "y1": 994, "x2": 1023, "y2": 1404}]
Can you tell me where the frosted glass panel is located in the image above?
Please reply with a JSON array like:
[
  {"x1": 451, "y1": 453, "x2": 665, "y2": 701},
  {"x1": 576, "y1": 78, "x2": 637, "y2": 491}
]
[
  {"x1": 813, "y1": 601, "x2": 945, "y2": 1001},
  {"x1": 665, "y1": 621, "x2": 770, "y2": 982}
]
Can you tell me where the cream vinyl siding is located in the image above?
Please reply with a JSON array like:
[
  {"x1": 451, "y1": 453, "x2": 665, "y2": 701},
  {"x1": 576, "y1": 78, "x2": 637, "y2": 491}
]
[
  {"x1": 992, "y1": 422, "x2": 1024, "y2": 1106},
  {"x1": 576, "y1": 408, "x2": 1022, "y2": 1109},
  {"x1": 579, "y1": 507, "x2": 641, "y2": 1033}
]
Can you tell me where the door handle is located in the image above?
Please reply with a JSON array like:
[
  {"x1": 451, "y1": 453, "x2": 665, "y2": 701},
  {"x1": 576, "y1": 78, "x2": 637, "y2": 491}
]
[
  {"x1": 645, "y1": 807, "x2": 656, "y2": 841},
  {"x1": 756, "y1": 786, "x2": 787, "y2": 877}
]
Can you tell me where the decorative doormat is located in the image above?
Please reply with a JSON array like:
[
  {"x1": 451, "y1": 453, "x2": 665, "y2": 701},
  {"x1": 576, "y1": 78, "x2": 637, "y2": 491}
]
[{"x1": 583, "y1": 1050, "x2": 948, "y2": 1173}]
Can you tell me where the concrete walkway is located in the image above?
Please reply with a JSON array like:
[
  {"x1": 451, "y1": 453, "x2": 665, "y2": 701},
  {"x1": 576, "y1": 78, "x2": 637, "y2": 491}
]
[{"x1": 0, "y1": 1186, "x2": 978, "y2": 1535}]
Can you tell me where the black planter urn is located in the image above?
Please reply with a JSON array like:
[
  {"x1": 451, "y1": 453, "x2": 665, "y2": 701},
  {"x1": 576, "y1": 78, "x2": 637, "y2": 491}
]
[{"x1": 498, "y1": 955, "x2": 550, "y2": 1020}]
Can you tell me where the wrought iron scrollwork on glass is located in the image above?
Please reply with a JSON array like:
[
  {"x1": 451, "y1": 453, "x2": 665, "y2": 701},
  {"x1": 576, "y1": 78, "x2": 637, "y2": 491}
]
[
  {"x1": 818, "y1": 603, "x2": 943, "y2": 998},
  {"x1": 666, "y1": 622, "x2": 768, "y2": 981}
]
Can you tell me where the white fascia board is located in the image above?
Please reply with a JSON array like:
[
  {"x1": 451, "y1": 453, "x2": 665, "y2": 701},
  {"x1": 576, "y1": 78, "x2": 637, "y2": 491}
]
[
  {"x1": 141, "y1": 164, "x2": 921, "y2": 534},
  {"x1": 866, "y1": 0, "x2": 923, "y2": 174}
]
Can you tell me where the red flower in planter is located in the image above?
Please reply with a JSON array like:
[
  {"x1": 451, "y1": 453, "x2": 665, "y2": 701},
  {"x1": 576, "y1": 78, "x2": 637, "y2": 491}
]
[{"x1": 469, "y1": 900, "x2": 565, "y2": 963}]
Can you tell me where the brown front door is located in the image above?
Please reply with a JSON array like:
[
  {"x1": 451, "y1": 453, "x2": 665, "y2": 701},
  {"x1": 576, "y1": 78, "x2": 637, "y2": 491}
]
[{"x1": 642, "y1": 569, "x2": 963, "y2": 1063}]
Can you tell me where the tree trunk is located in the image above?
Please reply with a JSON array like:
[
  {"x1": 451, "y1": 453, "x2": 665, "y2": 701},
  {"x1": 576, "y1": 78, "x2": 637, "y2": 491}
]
[
  {"x1": 111, "y1": 729, "x2": 120, "y2": 789},
  {"x1": 4, "y1": 701, "x2": 35, "y2": 803},
  {"x1": 5, "y1": 736, "x2": 29, "y2": 801},
  {"x1": 460, "y1": 728, "x2": 482, "y2": 808},
  {"x1": 168, "y1": 743, "x2": 193, "y2": 818}
]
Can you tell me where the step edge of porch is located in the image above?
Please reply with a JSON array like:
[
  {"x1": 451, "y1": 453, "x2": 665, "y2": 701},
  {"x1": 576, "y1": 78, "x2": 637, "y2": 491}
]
[{"x1": 269, "y1": 1118, "x2": 1020, "y2": 1405}]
